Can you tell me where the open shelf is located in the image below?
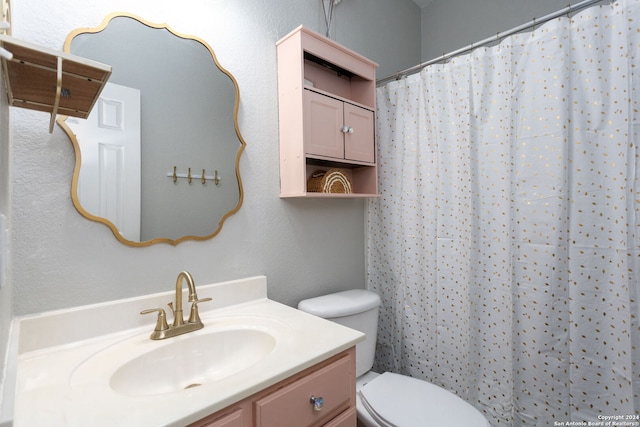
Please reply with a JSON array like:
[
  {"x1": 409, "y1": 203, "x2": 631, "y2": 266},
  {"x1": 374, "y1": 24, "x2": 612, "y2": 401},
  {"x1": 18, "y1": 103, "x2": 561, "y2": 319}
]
[{"x1": 0, "y1": 34, "x2": 111, "y2": 132}]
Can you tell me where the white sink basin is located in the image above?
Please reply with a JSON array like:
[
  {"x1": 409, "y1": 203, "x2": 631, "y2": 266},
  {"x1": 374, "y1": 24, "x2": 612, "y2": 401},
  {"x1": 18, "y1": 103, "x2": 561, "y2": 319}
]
[
  {"x1": 13, "y1": 276, "x2": 366, "y2": 427},
  {"x1": 69, "y1": 315, "x2": 286, "y2": 397},
  {"x1": 111, "y1": 329, "x2": 276, "y2": 396}
]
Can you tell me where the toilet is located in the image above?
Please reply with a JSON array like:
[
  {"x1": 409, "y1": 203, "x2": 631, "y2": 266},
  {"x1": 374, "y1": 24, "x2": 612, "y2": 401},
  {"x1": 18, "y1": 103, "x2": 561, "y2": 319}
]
[{"x1": 298, "y1": 289, "x2": 490, "y2": 427}]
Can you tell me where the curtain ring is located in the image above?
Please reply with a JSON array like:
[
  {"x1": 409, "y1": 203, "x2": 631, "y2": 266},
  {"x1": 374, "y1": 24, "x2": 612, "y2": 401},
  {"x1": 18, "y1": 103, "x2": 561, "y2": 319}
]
[{"x1": 173, "y1": 166, "x2": 177, "y2": 183}]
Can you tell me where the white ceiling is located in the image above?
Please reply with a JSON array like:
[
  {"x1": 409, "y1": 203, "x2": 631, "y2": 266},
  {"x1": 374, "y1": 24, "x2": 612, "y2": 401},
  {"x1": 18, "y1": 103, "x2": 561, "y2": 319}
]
[{"x1": 413, "y1": 0, "x2": 434, "y2": 7}]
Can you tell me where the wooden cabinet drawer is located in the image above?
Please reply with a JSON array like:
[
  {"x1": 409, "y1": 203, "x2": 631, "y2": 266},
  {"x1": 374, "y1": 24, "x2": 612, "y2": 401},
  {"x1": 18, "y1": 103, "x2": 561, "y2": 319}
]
[
  {"x1": 254, "y1": 355, "x2": 354, "y2": 427},
  {"x1": 189, "y1": 406, "x2": 247, "y2": 427},
  {"x1": 324, "y1": 407, "x2": 356, "y2": 427}
]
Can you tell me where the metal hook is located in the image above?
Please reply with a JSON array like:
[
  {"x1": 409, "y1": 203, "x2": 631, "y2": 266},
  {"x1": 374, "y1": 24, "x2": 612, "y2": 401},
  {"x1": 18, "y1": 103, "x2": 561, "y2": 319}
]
[
  {"x1": 187, "y1": 167, "x2": 192, "y2": 184},
  {"x1": 214, "y1": 170, "x2": 220, "y2": 186},
  {"x1": 201, "y1": 169, "x2": 206, "y2": 185},
  {"x1": 173, "y1": 166, "x2": 177, "y2": 183}
]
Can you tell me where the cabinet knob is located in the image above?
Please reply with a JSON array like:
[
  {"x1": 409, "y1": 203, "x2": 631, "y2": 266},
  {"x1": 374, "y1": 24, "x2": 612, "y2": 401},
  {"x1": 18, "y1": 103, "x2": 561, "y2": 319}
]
[
  {"x1": 309, "y1": 395, "x2": 324, "y2": 411},
  {"x1": 347, "y1": 126, "x2": 354, "y2": 133}
]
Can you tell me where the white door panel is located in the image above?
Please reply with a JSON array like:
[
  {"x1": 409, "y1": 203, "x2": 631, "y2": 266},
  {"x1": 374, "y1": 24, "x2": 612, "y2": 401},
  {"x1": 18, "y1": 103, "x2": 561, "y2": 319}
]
[{"x1": 67, "y1": 82, "x2": 141, "y2": 241}]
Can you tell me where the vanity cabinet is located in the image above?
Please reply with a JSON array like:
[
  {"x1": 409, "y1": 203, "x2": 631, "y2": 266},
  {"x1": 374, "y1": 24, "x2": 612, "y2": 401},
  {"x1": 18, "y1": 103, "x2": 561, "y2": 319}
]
[
  {"x1": 190, "y1": 348, "x2": 357, "y2": 427},
  {"x1": 277, "y1": 25, "x2": 379, "y2": 198}
]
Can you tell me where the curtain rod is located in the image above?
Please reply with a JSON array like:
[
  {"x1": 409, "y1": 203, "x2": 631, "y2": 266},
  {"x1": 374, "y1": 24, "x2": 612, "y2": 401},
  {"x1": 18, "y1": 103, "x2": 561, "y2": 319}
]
[{"x1": 377, "y1": 0, "x2": 611, "y2": 86}]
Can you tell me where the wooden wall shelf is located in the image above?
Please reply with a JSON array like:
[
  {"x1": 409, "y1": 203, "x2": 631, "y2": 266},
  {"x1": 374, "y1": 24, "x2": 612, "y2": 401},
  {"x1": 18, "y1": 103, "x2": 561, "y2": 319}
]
[{"x1": 0, "y1": 34, "x2": 111, "y2": 132}]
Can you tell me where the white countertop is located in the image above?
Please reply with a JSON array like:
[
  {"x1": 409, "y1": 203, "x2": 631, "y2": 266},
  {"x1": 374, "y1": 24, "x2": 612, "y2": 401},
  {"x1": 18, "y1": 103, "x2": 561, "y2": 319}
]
[{"x1": 8, "y1": 276, "x2": 364, "y2": 427}]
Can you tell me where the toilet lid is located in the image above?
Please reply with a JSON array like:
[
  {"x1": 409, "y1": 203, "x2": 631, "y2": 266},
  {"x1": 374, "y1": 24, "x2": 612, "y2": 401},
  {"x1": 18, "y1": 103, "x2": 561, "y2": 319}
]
[{"x1": 358, "y1": 372, "x2": 488, "y2": 427}]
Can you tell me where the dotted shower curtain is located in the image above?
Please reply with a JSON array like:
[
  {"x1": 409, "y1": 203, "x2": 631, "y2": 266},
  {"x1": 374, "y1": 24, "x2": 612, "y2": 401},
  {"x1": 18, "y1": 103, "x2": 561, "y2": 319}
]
[{"x1": 367, "y1": 0, "x2": 640, "y2": 425}]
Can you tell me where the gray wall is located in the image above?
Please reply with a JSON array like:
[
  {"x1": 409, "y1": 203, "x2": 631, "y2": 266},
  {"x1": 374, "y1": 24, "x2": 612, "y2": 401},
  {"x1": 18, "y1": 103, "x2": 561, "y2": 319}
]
[
  {"x1": 8, "y1": 0, "x2": 420, "y2": 317},
  {"x1": 0, "y1": 33, "x2": 11, "y2": 406},
  {"x1": 421, "y1": 0, "x2": 578, "y2": 63}
]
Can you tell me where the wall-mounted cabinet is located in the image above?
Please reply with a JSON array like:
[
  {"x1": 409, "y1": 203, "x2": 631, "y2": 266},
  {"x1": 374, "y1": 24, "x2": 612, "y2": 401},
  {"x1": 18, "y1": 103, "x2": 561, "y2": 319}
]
[{"x1": 277, "y1": 26, "x2": 379, "y2": 198}]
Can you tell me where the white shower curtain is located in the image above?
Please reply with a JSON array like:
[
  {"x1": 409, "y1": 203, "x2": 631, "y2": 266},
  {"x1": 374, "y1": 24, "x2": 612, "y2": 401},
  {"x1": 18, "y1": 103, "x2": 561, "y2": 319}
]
[{"x1": 367, "y1": 1, "x2": 640, "y2": 425}]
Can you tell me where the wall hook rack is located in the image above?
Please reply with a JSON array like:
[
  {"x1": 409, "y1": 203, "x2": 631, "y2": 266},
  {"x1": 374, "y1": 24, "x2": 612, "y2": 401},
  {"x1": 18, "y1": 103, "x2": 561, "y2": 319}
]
[{"x1": 168, "y1": 166, "x2": 221, "y2": 186}]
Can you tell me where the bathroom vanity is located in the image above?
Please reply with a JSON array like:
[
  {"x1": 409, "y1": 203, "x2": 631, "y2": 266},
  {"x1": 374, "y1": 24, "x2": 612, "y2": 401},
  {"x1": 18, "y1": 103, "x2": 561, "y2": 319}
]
[{"x1": 6, "y1": 276, "x2": 363, "y2": 426}]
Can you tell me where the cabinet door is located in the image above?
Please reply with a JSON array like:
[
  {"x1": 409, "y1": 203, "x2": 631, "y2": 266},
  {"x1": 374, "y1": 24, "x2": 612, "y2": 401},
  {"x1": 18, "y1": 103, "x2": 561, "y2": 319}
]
[
  {"x1": 343, "y1": 103, "x2": 374, "y2": 163},
  {"x1": 304, "y1": 90, "x2": 344, "y2": 159}
]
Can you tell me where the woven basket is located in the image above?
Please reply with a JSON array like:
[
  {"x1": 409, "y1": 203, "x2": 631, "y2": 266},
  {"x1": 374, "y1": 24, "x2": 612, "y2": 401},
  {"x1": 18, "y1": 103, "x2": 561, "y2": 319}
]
[{"x1": 307, "y1": 169, "x2": 353, "y2": 193}]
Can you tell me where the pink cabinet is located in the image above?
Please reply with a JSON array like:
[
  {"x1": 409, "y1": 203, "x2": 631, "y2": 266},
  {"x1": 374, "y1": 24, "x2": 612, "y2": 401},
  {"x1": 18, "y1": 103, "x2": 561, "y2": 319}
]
[
  {"x1": 304, "y1": 89, "x2": 375, "y2": 163},
  {"x1": 277, "y1": 26, "x2": 379, "y2": 197},
  {"x1": 189, "y1": 348, "x2": 357, "y2": 427}
]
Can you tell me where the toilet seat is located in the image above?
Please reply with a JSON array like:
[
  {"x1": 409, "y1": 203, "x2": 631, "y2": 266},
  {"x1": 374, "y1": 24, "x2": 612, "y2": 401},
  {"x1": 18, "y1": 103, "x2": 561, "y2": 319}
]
[{"x1": 358, "y1": 372, "x2": 489, "y2": 427}]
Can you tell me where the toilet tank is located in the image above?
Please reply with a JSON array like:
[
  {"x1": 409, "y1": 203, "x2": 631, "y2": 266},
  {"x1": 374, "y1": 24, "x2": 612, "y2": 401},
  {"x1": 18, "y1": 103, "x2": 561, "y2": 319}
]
[{"x1": 298, "y1": 289, "x2": 381, "y2": 377}]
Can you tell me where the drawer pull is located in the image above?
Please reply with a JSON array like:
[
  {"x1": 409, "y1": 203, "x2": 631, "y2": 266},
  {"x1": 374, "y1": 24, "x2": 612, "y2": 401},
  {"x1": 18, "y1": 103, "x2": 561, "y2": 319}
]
[{"x1": 310, "y1": 395, "x2": 324, "y2": 411}]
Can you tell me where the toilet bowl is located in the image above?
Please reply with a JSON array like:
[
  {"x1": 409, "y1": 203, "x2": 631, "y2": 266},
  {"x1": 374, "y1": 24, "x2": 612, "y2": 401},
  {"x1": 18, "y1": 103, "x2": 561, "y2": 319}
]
[
  {"x1": 298, "y1": 289, "x2": 490, "y2": 427},
  {"x1": 356, "y1": 371, "x2": 489, "y2": 427}
]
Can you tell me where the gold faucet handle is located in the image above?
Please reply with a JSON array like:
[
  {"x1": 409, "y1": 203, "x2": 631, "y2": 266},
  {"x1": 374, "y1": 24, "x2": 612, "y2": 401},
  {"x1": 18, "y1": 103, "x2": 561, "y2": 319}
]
[
  {"x1": 140, "y1": 308, "x2": 169, "y2": 332},
  {"x1": 188, "y1": 297, "x2": 212, "y2": 324}
]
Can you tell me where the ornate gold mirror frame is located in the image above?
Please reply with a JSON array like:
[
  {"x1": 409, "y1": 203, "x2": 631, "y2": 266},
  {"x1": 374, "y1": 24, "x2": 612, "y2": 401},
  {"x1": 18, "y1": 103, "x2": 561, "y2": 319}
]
[{"x1": 57, "y1": 13, "x2": 245, "y2": 247}]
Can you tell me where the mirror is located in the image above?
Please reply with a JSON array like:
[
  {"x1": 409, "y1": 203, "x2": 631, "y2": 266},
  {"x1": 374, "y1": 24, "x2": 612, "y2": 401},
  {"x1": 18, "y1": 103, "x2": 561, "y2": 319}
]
[{"x1": 58, "y1": 13, "x2": 246, "y2": 246}]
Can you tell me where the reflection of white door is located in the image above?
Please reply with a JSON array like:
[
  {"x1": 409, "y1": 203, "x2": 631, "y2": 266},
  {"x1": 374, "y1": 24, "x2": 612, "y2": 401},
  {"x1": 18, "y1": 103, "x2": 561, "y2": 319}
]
[{"x1": 67, "y1": 83, "x2": 141, "y2": 242}]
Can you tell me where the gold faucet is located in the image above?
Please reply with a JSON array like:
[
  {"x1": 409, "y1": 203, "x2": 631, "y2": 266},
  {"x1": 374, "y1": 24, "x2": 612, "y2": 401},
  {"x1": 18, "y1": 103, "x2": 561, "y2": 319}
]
[{"x1": 141, "y1": 271, "x2": 212, "y2": 340}]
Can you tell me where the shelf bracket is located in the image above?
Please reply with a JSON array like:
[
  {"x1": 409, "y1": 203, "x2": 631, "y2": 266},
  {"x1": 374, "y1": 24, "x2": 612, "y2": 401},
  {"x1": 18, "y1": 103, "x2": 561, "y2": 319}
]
[{"x1": 49, "y1": 56, "x2": 62, "y2": 133}]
